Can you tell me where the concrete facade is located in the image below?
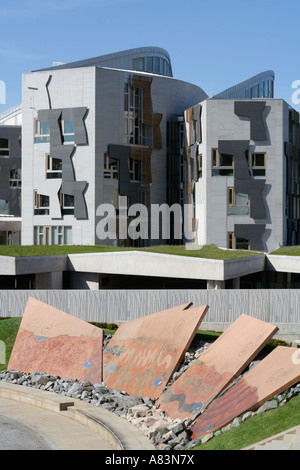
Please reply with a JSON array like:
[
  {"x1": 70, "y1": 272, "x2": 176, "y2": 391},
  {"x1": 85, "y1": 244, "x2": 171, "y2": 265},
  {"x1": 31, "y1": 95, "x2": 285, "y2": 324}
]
[
  {"x1": 185, "y1": 98, "x2": 299, "y2": 253},
  {"x1": 21, "y1": 48, "x2": 207, "y2": 247}
]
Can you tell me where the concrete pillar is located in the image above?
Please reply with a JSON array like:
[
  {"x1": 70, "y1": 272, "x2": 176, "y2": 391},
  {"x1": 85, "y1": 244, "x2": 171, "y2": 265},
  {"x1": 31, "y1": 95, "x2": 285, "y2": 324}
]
[
  {"x1": 207, "y1": 280, "x2": 225, "y2": 290},
  {"x1": 35, "y1": 272, "x2": 63, "y2": 289},
  {"x1": 232, "y1": 277, "x2": 240, "y2": 289}
]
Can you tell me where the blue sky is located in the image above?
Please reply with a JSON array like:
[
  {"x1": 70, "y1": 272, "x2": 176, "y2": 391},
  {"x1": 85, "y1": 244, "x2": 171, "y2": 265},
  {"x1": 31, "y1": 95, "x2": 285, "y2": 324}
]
[{"x1": 0, "y1": 0, "x2": 299, "y2": 112}]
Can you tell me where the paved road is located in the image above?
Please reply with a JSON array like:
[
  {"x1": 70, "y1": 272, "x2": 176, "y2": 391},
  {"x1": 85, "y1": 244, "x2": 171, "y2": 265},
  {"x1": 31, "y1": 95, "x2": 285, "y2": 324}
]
[{"x1": 0, "y1": 414, "x2": 52, "y2": 450}]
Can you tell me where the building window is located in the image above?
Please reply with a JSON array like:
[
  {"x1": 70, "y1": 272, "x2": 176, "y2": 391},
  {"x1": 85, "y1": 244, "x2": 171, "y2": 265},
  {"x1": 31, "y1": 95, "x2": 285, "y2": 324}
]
[
  {"x1": 228, "y1": 187, "x2": 250, "y2": 215},
  {"x1": 34, "y1": 119, "x2": 50, "y2": 143},
  {"x1": 34, "y1": 225, "x2": 72, "y2": 245},
  {"x1": 198, "y1": 154, "x2": 202, "y2": 178},
  {"x1": 133, "y1": 58, "x2": 145, "y2": 71},
  {"x1": 128, "y1": 157, "x2": 142, "y2": 182},
  {"x1": 34, "y1": 190, "x2": 50, "y2": 215},
  {"x1": 212, "y1": 149, "x2": 234, "y2": 176},
  {"x1": 246, "y1": 151, "x2": 266, "y2": 177},
  {"x1": 0, "y1": 231, "x2": 20, "y2": 246},
  {"x1": 9, "y1": 169, "x2": 21, "y2": 188},
  {"x1": 62, "y1": 120, "x2": 75, "y2": 143},
  {"x1": 0, "y1": 138, "x2": 9, "y2": 157},
  {"x1": 103, "y1": 152, "x2": 119, "y2": 179},
  {"x1": 124, "y1": 82, "x2": 152, "y2": 147},
  {"x1": 228, "y1": 232, "x2": 234, "y2": 249},
  {"x1": 46, "y1": 154, "x2": 62, "y2": 179},
  {"x1": 228, "y1": 232, "x2": 250, "y2": 250},
  {"x1": 58, "y1": 190, "x2": 74, "y2": 215},
  {"x1": 0, "y1": 199, "x2": 9, "y2": 214}
]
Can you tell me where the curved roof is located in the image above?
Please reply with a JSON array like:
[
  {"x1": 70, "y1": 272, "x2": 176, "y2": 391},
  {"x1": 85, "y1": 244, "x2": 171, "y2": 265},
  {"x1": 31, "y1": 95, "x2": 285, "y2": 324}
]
[
  {"x1": 213, "y1": 70, "x2": 275, "y2": 99},
  {"x1": 33, "y1": 46, "x2": 173, "y2": 76}
]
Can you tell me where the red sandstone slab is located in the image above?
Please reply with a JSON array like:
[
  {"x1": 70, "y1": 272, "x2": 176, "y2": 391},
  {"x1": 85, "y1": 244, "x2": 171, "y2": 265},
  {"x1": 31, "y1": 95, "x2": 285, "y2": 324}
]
[
  {"x1": 103, "y1": 303, "x2": 209, "y2": 399},
  {"x1": 191, "y1": 346, "x2": 300, "y2": 439},
  {"x1": 158, "y1": 314, "x2": 278, "y2": 420},
  {"x1": 8, "y1": 297, "x2": 103, "y2": 384}
]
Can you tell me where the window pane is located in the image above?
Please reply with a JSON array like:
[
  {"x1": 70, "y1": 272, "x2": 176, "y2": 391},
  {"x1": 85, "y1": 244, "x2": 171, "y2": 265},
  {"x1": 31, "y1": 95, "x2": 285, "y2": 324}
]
[
  {"x1": 0, "y1": 138, "x2": 9, "y2": 149},
  {"x1": 40, "y1": 195, "x2": 49, "y2": 207},
  {"x1": 52, "y1": 158, "x2": 62, "y2": 171},
  {"x1": 0, "y1": 199, "x2": 9, "y2": 213},
  {"x1": 236, "y1": 237, "x2": 249, "y2": 250},
  {"x1": 63, "y1": 194, "x2": 74, "y2": 207},
  {"x1": 63, "y1": 120, "x2": 74, "y2": 134},
  {"x1": 153, "y1": 57, "x2": 160, "y2": 74},
  {"x1": 212, "y1": 149, "x2": 218, "y2": 166},
  {"x1": 251, "y1": 85, "x2": 259, "y2": 98},
  {"x1": 219, "y1": 153, "x2": 233, "y2": 166},
  {"x1": 133, "y1": 58, "x2": 144, "y2": 71},
  {"x1": 45, "y1": 227, "x2": 50, "y2": 246},
  {"x1": 52, "y1": 226, "x2": 58, "y2": 245},
  {"x1": 235, "y1": 193, "x2": 248, "y2": 206},
  {"x1": 34, "y1": 227, "x2": 39, "y2": 245},
  {"x1": 146, "y1": 57, "x2": 153, "y2": 72},
  {"x1": 64, "y1": 226, "x2": 72, "y2": 244},
  {"x1": 40, "y1": 122, "x2": 50, "y2": 135},
  {"x1": 252, "y1": 153, "x2": 265, "y2": 167}
]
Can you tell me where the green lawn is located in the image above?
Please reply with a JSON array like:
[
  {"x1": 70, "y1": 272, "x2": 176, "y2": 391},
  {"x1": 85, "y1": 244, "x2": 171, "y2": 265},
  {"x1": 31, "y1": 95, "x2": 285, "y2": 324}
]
[
  {"x1": 196, "y1": 394, "x2": 300, "y2": 450},
  {"x1": 270, "y1": 246, "x2": 300, "y2": 256},
  {"x1": 0, "y1": 244, "x2": 261, "y2": 260}
]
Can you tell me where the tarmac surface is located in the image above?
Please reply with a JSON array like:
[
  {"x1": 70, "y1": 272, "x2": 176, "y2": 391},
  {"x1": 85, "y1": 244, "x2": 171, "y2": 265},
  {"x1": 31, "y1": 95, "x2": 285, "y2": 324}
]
[
  {"x1": 0, "y1": 413, "x2": 52, "y2": 450},
  {"x1": 0, "y1": 382, "x2": 155, "y2": 451}
]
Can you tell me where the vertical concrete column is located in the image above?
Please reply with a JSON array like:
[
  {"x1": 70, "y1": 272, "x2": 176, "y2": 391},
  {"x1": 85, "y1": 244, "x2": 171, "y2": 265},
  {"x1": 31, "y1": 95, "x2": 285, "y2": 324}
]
[
  {"x1": 232, "y1": 277, "x2": 240, "y2": 289},
  {"x1": 207, "y1": 280, "x2": 225, "y2": 289},
  {"x1": 35, "y1": 272, "x2": 63, "y2": 289}
]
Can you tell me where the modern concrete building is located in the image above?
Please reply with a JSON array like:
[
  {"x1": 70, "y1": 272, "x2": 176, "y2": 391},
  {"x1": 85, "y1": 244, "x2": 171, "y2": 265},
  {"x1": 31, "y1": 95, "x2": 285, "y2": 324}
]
[
  {"x1": 1, "y1": 46, "x2": 299, "y2": 253},
  {"x1": 21, "y1": 47, "x2": 207, "y2": 247},
  {"x1": 0, "y1": 123, "x2": 22, "y2": 245},
  {"x1": 185, "y1": 98, "x2": 300, "y2": 252}
]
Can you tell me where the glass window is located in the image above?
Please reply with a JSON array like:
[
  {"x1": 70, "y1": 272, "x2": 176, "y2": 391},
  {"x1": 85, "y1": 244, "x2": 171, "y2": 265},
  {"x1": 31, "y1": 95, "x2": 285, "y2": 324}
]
[
  {"x1": 35, "y1": 120, "x2": 50, "y2": 135},
  {"x1": 235, "y1": 193, "x2": 249, "y2": 206},
  {"x1": 252, "y1": 153, "x2": 265, "y2": 167},
  {"x1": 146, "y1": 57, "x2": 153, "y2": 72},
  {"x1": 64, "y1": 226, "x2": 72, "y2": 245},
  {"x1": 0, "y1": 138, "x2": 9, "y2": 157},
  {"x1": 0, "y1": 199, "x2": 9, "y2": 214},
  {"x1": 34, "y1": 119, "x2": 50, "y2": 143},
  {"x1": 133, "y1": 58, "x2": 144, "y2": 71},
  {"x1": 153, "y1": 57, "x2": 160, "y2": 74},
  {"x1": 63, "y1": 194, "x2": 74, "y2": 208},
  {"x1": 9, "y1": 169, "x2": 21, "y2": 187},
  {"x1": 52, "y1": 226, "x2": 63, "y2": 245},
  {"x1": 219, "y1": 153, "x2": 233, "y2": 167},
  {"x1": 228, "y1": 232, "x2": 234, "y2": 249},
  {"x1": 236, "y1": 237, "x2": 250, "y2": 250},
  {"x1": 228, "y1": 188, "x2": 234, "y2": 206},
  {"x1": 251, "y1": 85, "x2": 259, "y2": 98},
  {"x1": 63, "y1": 120, "x2": 74, "y2": 134},
  {"x1": 212, "y1": 149, "x2": 218, "y2": 167}
]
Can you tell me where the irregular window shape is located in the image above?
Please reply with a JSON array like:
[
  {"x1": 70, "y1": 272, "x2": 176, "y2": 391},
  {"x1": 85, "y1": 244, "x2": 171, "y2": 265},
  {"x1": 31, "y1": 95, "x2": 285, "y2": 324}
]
[
  {"x1": 0, "y1": 199, "x2": 9, "y2": 214},
  {"x1": 46, "y1": 154, "x2": 62, "y2": 179},
  {"x1": 34, "y1": 190, "x2": 50, "y2": 215},
  {"x1": 9, "y1": 169, "x2": 21, "y2": 188},
  {"x1": 0, "y1": 138, "x2": 9, "y2": 157}
]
